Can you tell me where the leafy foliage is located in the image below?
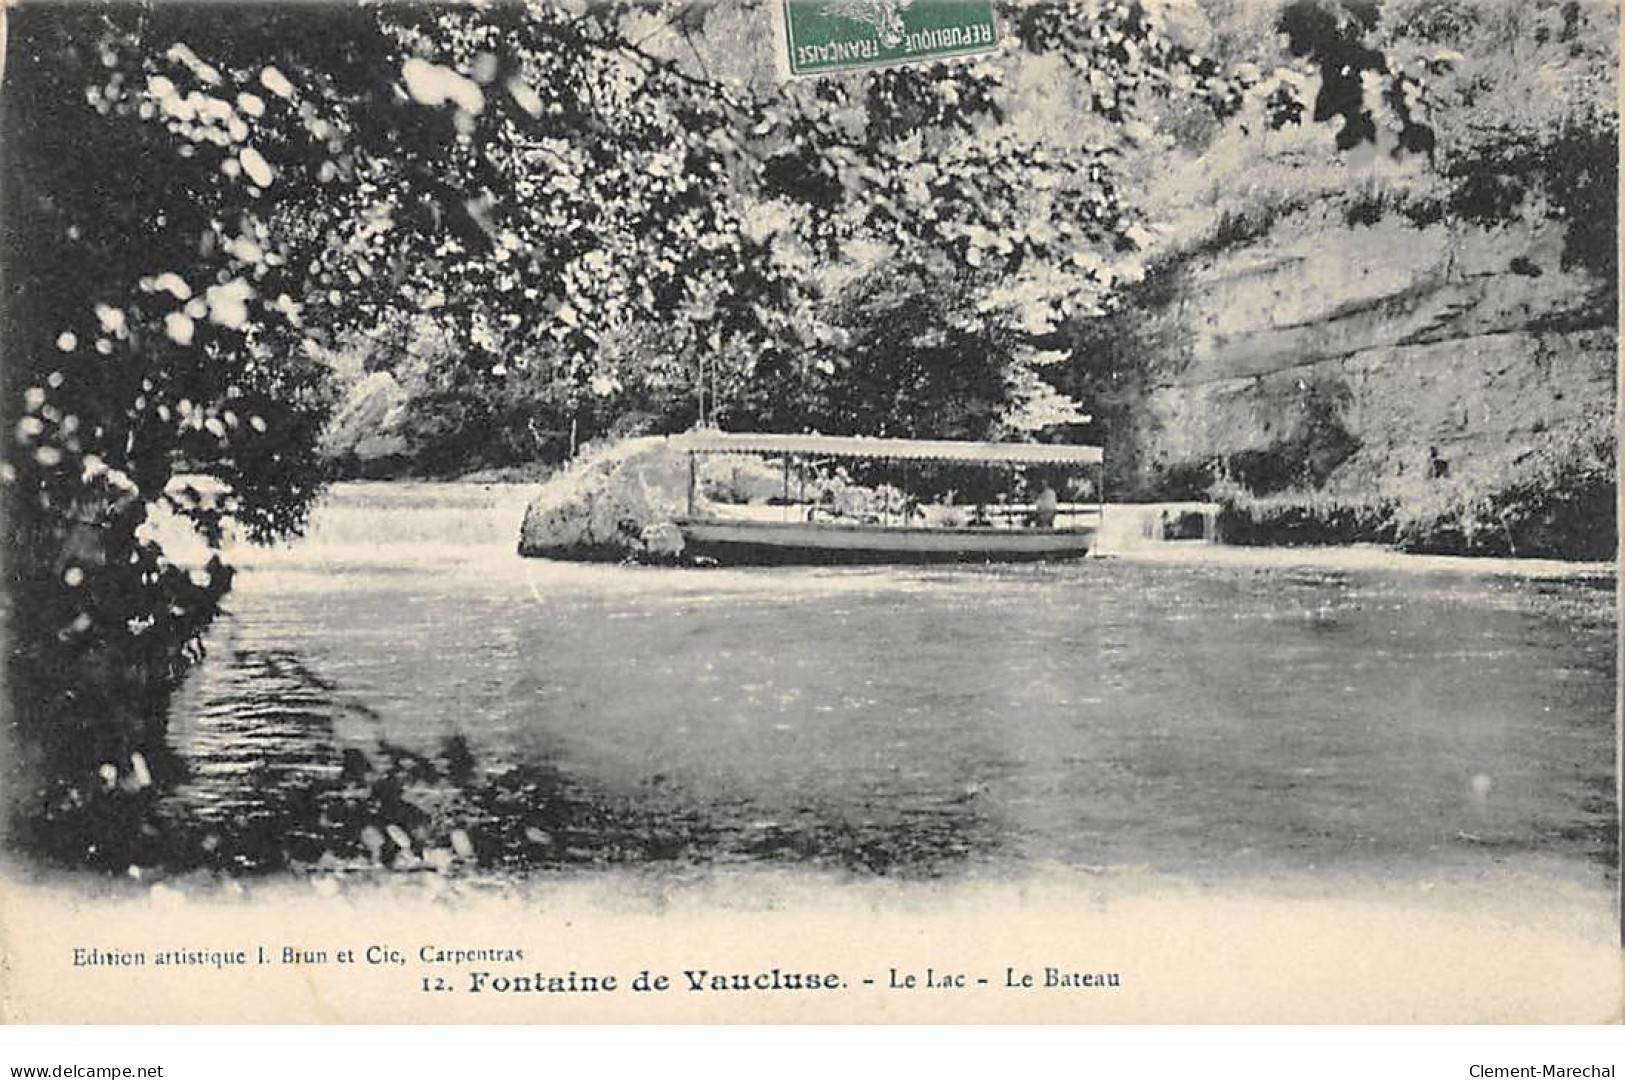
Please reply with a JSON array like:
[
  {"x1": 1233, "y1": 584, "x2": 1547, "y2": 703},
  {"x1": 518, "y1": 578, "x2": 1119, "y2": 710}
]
[
  {"x1": 1, "y1": 0, "x2": 1235, "y2": 865},
  {"x1": 1215, "y1": 426, "x2": 1616, "y2": 560},
  {"x1": 1058, "y1": 0, "x2": 1615, "y2": 505},
  {"x1": 3, "y1": 0, "x2": 1615, "y2": 871}
]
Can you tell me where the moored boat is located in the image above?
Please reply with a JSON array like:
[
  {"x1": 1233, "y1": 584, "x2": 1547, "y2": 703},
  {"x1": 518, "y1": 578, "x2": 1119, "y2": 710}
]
[{"x1": 671, "y1": 431, "x2": 1104, "y2": 565}]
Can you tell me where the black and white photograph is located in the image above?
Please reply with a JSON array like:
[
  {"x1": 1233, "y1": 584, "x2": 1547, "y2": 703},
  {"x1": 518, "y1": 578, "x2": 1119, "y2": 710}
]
[{"x1": 0, "y1": 0, "x2": 1617, "y2": 1031}]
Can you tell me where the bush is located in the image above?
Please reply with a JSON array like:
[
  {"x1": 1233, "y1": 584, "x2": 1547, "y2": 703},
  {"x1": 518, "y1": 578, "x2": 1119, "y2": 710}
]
[
  {"x1": 1391, "y1": 434, "x2": 1617, "y2": 560},
  {"x1": 698, "y1": 454, "x2": 786, "y2": 505},
  {"x1": 1213, "y1": 483, "x2": 1399, "y2": 547},
  {"x1": 1211, "y1": 427, "x2": 1617, "y2": 561}
]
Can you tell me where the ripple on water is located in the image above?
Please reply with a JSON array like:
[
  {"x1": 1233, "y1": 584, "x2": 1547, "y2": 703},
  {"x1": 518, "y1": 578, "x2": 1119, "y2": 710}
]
[{"x1": 143, "y1": 483, "x2": 1617, "y2": 885}]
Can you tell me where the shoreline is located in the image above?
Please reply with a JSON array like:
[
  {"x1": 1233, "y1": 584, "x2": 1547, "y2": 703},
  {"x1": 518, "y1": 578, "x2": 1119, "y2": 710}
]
[
  {"x1": 1099, "y1": 538, "x2": 1616, "y2": 581},
  {"x1": 173, "y1": 478, "x2": 1619, "y2": 582}
]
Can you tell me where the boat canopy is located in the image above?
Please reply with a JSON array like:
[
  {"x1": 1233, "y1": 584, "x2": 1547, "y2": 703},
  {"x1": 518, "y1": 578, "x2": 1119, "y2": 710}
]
[{"x1": 672, "y1": 430, "x2": 1103, "y2": 466}]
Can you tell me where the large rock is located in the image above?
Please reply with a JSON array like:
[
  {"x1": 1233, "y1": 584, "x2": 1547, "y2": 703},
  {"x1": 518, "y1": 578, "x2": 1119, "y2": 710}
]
[
  {"x1": 517, "y1": 436, "x2": 810, "y2": 560},
  {"x1": 639, "y1": 521, "x2": 686, "y2": 560},
  {"x1": 517, "y1": 436, "x2": 692, "y2": 560},
  {"x1": 1105, "y1": 211, "x2": 1616, "y2": 503},
  {"x1": 320, "y1": 371, "x2": 412, "y2": 474}
]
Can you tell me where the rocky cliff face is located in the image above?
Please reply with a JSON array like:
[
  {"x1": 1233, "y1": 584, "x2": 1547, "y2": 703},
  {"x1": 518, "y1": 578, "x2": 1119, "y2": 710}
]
[
  {"x1": 1111, "y1": 209, "x2": 1615, "y2": 506},
  {"x1": 319, "y1": 370, "x2": 413, "y2": 477}
]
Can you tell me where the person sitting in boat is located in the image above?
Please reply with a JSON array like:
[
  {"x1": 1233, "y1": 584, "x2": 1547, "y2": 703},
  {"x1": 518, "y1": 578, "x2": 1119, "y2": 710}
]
[{"x1": 1032, "y1": 483, "x2": 1058, "y2": 529}]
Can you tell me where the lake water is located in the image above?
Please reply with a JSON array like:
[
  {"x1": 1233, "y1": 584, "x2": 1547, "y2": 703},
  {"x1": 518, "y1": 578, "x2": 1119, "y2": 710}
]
[{"x1": 156, "y1": 482, "x2": 1616, "y2": 886}]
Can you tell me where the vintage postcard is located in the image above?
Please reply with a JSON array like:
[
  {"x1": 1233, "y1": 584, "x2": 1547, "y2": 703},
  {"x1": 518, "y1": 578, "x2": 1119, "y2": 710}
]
[{"x1": 0, "y1": 0, "x2": 1618, "y2": 1025}]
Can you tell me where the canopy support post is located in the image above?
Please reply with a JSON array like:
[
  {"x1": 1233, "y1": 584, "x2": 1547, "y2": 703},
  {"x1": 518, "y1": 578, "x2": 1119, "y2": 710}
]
[
  {"x1": 687, "y1": 451, "x2": 697, "y2": 517},
  {"x1": 1096, "y1": 456, "x2": 1106, "y2": 556}
]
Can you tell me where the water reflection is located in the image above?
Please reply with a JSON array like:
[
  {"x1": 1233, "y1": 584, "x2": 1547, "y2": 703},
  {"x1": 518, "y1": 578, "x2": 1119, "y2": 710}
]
[
  {"x1": 30, "y1": 482, "x2": 1618, "y2": 884},
  {"x1": 154, "y1": 643, "x2": 997, "y2": 877}
]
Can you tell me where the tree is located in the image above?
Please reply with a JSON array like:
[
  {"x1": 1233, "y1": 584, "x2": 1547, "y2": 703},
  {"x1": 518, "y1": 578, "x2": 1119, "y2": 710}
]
[
  {"x1": 2, "y1": 3, "x2": 381, "y2": 867},
  {"x1": 0, "y1": 0, "x2": 1249, "y2": 869}
]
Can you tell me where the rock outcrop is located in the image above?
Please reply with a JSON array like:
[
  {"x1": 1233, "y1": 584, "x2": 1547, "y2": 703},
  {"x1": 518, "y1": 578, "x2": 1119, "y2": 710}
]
[
  {"x1": 319, "y1": 371, "x2": 413, "y2": 476},
  {"x1": 517, "y1": 436, "x2": 693, "y2": 560},
  {"x1": 1107, "y1": 211, "x2": 1615, "y2": 506},
  {"x1": 516, "y1": 436, "x2": 830, "y2": 560}
]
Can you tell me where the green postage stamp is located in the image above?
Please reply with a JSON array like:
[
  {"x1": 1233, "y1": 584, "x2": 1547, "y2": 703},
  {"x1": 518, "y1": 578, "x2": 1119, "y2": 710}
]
[{"x1": 779, "y1": 0, "x2": 1000, "y2": 77}]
